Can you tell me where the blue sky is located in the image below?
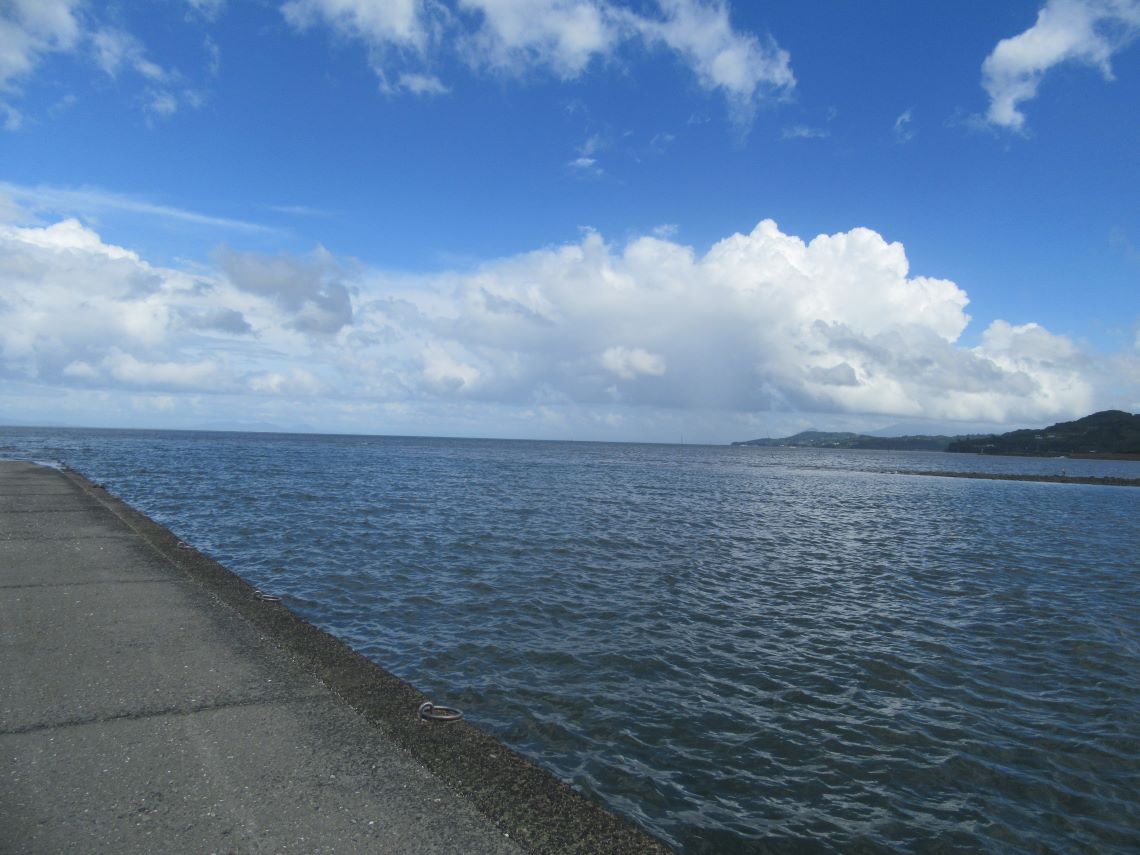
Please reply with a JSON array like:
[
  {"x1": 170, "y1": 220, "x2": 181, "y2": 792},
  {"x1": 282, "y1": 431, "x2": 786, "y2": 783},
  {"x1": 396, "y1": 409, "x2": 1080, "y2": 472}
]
[{"x1": 1, "y1": 0, "x2": 1138, "y2": 442}]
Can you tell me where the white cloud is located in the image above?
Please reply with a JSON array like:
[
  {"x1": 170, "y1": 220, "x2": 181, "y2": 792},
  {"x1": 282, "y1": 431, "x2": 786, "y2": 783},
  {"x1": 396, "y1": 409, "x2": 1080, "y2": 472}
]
[
  {"x1": 634, "y1": 0, "x2": 794, "y2": 118},
  {"x1": 649, "y1": 131, "x2": 675, "y2": 152},
  {"x1": 249, "y1": 367, "x2": 322, "y2": 395},
  {"x1": 421, "y1": 343, "x2": 482, "y2": 391},
  {"x1": 186, "y1": 0, "x2": 227, "y2": 20},
  {"x1": 578, "y1": 132, "x2": 604, "y2": 156},
  {"x1": 62, "y1": 360, "x2": 98, "y2": 379},
  {"x1": 282, "y1": 0, "x2": 795, "y2": 117},
  {"x1": 2, "y1": 104, "x2": 21, "y2": 129},
  {"x1": 346, "y1": 220, "x2": 1106, "y2": 423},
  {"x1": 602, "y1": 345, "x2": 666, "y2": 379},
  {"x1": 460, "y1": 0, "x2": 618, "y2": 77},
  {"x1": 0, "y1": 182, "x2": 275, "y2": 234},
  {"x1": 398, "y1": 71, "x2": 450, "y2": 94},
  {"x1": 0, "y1": 0, "x2": 81, "y2": 126},
  {"x1": 4, "y1": 217, "x2": 140, "y2": 259},
  {"x1": 0, "y1": 218, "x2": 283, "y2": 396},
  {"x1": 781, "y1": 124, "x2": 827, "y2": 140},
  {"x1": 0, "y1": 0, "x2": 81, "y2": 92},
  {"x1": 148, "y1": 91, "x2": 179, "y2": 117},
  {"x1": 968, "y1": 320, "x2": 1094, "y2": 418},
  {"x1": 282, "y1": 0, "x2": 433, "y2": 51},
  {"x1": 204, "y1": 36, "x2": 222, "y2": 77},
  {"x1": 567, "y1": 134, "x2": 606, "y2": 173},
  {"x1": 90, "y1": 27, "x2": 207, "y2": 120},
  {"x1": 0, "y1": 219, "x2": 203, "y2": 386},
  {"x1": 0, "y1": 193, "x2": 25, "y2": 224},
  {"x1": 1, "y1": 4, "x2": 218, "y2": 126},
  {"x1": 567, "y1": 155, "x2": 602, "y2": 175},
  {"x1": 982, "y1": 0, "x2": 1140, "y2": 130},
  {"x1": 893, "y1": 108, "x2": 914, "y2": 142},
  {"x1": 91, "y1": 28, "x2": 167, "y2": 80},
  {"x1": 268, "y1": 204, "x2": 334, "y2": 218},
  {"x1": 1, "y1": 214, "x2": 1130, "y2": 435},
  {"x1": 281, "y1": 0, "x2": 449, "y2": 94},
  {"x1": 101, "y1": 349, "x2": 226, "y2": 390},
  {"x1": 220, "y1": 247, "x2": 355, "y2": 334}
]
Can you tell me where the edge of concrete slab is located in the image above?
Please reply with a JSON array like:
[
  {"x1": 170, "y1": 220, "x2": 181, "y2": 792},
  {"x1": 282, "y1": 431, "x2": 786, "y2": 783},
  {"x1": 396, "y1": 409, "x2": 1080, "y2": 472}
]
[{"x1": 55, "y1": 464, "x2": 676, "y2": 855}]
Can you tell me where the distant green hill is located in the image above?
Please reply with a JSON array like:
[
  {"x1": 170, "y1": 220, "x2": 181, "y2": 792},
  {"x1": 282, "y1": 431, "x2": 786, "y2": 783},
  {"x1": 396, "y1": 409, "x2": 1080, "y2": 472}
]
[
  {"x1": 732, "y1": 430, "x2": 957, "y2": 451},
  {"x1": 733, "y1": 410, "x2": 1140, "y2": 457},
  {"x1": 947, "y1": 410, "x2": 1140, "y2": 456}
]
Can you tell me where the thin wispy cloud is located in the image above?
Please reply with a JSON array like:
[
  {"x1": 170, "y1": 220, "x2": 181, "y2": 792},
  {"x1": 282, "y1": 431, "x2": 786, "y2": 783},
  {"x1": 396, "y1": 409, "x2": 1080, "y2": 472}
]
[
  {"x1": 567, "y1": 156, "x2": 603, "y2": 176},
  {"x1": 0, "y1": 183, "x2": 276, "y2": 234},
  {"x1": 0, "y1": 0, "x2": 82, "y2": 128},
  {"x1": 568, "y1": 133, "x2": 606, "y2": 175},
  {"x1": 91, "y1": 28, "x2": 167, "y2": 81},
  {"x1": 781, "y1": 124, "x2": 828, "y2": 140},
  {"x1": 1, "y1": 1, "x2": 217, "y2": 128},
  {"x1": 893, "y1": 108, "x2": 914, "y2": 142},
  {"x1": 267, "y1": 204, "x2": 335, "y2": 219},
  {"x1": 649, "y1": 132, "x2": 675, "y2": 153},
  {"x1": 397, "y1": 72, "x2": 450, "y2": 96}
]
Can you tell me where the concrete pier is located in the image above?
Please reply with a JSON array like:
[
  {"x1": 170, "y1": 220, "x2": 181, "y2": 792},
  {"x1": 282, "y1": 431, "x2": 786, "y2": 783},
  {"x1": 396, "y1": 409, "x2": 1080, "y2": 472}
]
[{"x1": 0, "y1": 460, "x2": 673, "y2": 854}]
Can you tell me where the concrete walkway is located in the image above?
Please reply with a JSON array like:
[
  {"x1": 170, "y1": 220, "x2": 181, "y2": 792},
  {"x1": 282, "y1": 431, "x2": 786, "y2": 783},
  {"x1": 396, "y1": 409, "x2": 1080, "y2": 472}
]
[{"x1": 0, "y1": 460, "x2": 672, "y2": 855}]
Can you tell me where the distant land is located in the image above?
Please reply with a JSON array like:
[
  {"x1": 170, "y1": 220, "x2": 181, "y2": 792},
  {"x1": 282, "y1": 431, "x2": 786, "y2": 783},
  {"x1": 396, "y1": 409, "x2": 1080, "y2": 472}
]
[
  {"x1": 732, "y1": 430, "x2": 961, "y2": 451},
  {"x1": 946, "y1": 410, "x2": 1140, "y2": 457},
  {"x1": 734, "y1": 410, "x2": 1140, "y2": 458}
]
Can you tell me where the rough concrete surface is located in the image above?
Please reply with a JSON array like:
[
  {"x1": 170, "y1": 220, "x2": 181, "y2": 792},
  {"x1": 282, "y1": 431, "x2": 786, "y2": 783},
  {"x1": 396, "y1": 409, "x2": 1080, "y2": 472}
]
[{"x1": 0, "y1": 460, "x2": 674, "y2": 854}]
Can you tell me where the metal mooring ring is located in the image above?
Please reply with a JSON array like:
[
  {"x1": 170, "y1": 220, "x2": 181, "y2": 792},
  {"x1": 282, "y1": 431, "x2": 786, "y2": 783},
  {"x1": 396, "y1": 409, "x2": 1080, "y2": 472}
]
[{"x1": 418, "y1": 701, "x2": 463, "y2": 722}]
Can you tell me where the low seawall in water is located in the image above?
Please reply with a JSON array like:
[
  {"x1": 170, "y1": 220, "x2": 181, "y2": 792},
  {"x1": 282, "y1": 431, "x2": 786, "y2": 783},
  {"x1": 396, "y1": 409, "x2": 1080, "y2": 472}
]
[{"x1": 903, "y1": 470, "x2": 1140, "y2": 487}]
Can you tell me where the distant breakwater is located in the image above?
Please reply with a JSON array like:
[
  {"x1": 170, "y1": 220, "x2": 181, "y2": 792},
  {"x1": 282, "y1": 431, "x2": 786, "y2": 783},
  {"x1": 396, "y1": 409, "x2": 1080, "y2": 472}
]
[{"x1": 902, "y1": 470, "x2": 1140, "y2": 488}]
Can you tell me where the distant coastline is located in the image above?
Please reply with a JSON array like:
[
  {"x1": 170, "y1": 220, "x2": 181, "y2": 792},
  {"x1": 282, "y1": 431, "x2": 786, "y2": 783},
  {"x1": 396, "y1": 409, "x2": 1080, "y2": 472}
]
[{"x1": 733, "y1": 410, "x2": 1140, "y2": 460}]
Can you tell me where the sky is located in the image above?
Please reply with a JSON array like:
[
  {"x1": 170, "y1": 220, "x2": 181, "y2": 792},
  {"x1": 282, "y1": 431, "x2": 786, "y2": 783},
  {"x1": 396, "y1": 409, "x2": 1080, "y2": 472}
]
[{"x1": 0, "y1": 0, "x2": 1138, "y2": 443}]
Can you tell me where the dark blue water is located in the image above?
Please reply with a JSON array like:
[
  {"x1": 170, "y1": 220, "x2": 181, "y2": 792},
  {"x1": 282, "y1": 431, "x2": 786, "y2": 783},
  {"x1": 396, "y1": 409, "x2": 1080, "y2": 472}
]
[{"x1": 3, "y1": 427, "x2": 1138, "y2": 853}]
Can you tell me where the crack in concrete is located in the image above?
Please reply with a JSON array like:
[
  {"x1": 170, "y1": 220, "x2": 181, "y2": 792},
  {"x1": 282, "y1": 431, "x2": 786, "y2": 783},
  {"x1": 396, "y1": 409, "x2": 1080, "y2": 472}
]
[
  {"x1": 2, "y1": 692, "x2": 334, "y2": 737},
  {"x1": 0, "y1": 534, "x2": 136, "y2": 543},
  {"x1": 0, "y1": 508, "x2": 103, "y2": 514},
  {"x1": 0, "y1": 578, "x2": 181, "y2": 590}
]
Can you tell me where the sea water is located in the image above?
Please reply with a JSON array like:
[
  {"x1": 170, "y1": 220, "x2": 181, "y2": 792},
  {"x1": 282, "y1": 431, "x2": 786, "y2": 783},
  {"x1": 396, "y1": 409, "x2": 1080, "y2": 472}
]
[{"x1": 2, "y1": 427, "x2": 1138, "y2": 853}]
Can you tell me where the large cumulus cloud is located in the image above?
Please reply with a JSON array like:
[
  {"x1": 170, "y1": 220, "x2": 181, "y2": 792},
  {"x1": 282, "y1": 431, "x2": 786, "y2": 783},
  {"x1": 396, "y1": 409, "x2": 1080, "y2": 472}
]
[
  {"x1": 0, "y1": 213, "x2": 1122, "y2": 434},
  {"x1": 362, "y1": 220, "x2": 1099, "y2": 422},
  {"x1": 0, "y1": 218, "x2": 314, "y2": 396}
]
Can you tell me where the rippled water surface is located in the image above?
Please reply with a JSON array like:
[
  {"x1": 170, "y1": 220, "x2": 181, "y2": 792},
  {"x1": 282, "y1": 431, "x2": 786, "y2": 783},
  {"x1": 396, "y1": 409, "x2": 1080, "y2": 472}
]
[{"x1": 4, "y1": 428, "x2": 1139, "y2": 853}]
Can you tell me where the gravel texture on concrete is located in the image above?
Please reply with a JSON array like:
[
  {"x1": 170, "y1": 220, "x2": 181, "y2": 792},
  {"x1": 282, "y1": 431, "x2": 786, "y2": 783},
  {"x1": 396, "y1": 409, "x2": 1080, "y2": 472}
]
[{"x1": 0, "y1": 460, "x2": 674, "y2": 854}]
